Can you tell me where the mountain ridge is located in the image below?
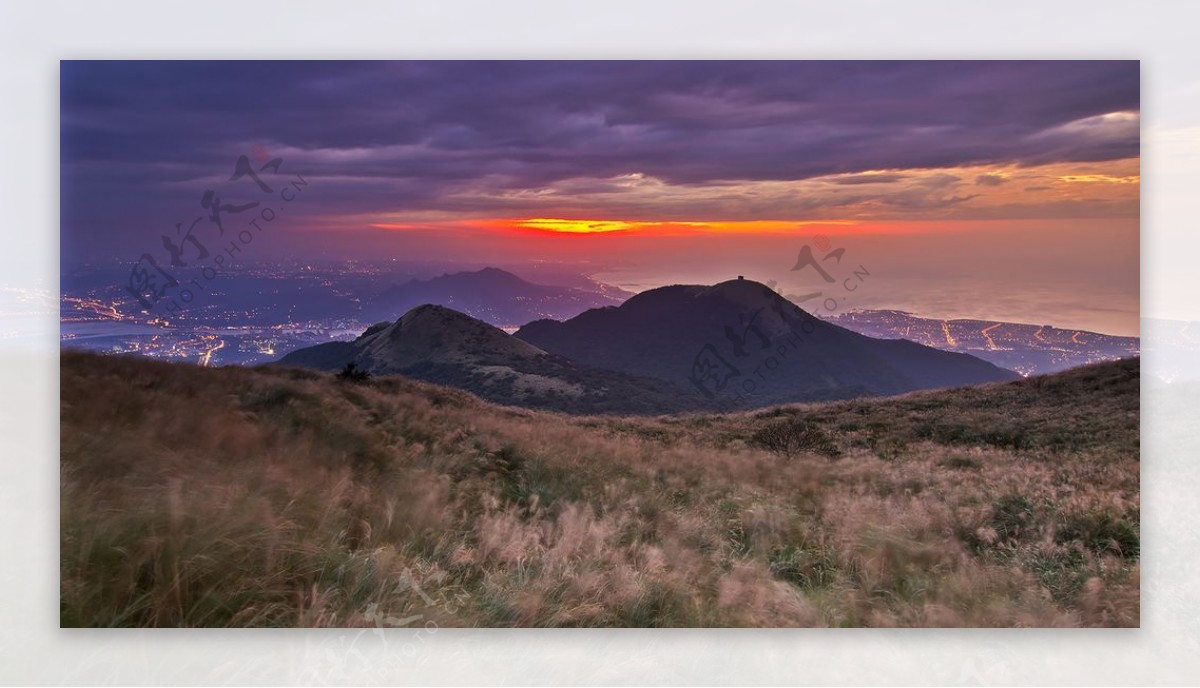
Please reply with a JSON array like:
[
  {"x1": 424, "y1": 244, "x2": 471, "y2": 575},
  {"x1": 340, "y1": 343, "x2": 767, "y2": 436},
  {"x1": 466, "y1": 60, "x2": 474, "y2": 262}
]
[
  {"x1": 516, "y1": 278, "x2": 1019, "y2": 407},
  {"x1": 362, "y1": 267, "x2": 629, "y2": 327},
  {"x1": 278, "y1": 304, "x2": 707, "y2": 415},
  {"x1": 281, "y1": 277, "x2": 1018, "y2": 414}
]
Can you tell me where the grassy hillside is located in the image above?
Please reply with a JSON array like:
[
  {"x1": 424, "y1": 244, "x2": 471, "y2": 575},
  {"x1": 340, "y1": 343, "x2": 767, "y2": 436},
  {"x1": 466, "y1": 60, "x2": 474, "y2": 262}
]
[{"x1": 61, "y1": 352, "x2": 1139, "y2": 627}]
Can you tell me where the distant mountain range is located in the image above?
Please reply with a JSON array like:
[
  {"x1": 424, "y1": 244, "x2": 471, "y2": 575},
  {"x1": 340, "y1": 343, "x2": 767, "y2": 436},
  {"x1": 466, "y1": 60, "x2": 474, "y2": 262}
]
[
  {"x1": 281, "y1": 278, "x2": 1018, "y2": 414},
  {"x1": 825, "y1": 309, "x2": 1140, "y2": 376},
  {"x1": 362, "y1": 267, "x2": 632, "y2": 328},
  {"x1": 278, "y1": 304, "x2": 707, "y2": 414}
]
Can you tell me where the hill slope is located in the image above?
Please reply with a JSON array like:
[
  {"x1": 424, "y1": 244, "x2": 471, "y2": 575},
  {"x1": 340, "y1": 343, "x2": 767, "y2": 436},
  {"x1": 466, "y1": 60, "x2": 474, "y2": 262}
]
[
  {"x1": 61, "y1": 352, "x2": 1139, "y2": 628},
  {"x1": 517, "y1": 278, "x2": 1018, "y2": 407},
  {"x1": 363, "y1": 267, "x2": 629, "y2": 327},
  {"x1": 278, "y1": 304, "x2": 706, "y2": 414}
]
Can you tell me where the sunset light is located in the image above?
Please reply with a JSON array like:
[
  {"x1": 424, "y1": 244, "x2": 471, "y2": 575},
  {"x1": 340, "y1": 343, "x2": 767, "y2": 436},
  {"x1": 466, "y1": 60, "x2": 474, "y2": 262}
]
[{"x1": 489, "y1": 218, "x2": 859, "y2": 235}]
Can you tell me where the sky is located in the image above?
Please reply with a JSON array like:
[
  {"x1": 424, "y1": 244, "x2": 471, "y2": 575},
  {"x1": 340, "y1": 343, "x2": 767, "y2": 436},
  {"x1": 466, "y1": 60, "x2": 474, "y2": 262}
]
[{"x1": 60, "y1": 61, "x2": 1140, "y2": 334}]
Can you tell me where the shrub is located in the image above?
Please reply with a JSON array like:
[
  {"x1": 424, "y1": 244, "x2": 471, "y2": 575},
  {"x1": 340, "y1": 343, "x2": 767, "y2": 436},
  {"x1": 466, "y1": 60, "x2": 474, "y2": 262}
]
[
  {"x1": 336, "y1": 362, "x2": 371, "y2": 383},
  {"x1": 751, "y1": 420, "x2": 840, "y2": 459}
]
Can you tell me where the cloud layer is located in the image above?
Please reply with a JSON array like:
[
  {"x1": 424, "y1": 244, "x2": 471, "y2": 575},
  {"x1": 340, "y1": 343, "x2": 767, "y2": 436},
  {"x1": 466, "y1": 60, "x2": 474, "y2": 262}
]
[{"x1": 60, "y1": 61, "x2": 1139, "y2": 256}]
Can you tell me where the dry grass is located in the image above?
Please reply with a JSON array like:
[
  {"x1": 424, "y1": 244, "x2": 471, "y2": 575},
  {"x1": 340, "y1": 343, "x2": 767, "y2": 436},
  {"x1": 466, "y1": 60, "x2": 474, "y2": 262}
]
[{"x1": 60, "y1": 351, "x2": 1139, "y2": 627}]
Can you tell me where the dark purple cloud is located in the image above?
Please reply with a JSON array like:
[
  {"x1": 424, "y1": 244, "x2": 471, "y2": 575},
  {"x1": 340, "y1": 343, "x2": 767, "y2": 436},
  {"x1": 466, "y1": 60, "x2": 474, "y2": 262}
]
[{"x1": 60, "y1": 60, "x2": 1139, "y2": 260}]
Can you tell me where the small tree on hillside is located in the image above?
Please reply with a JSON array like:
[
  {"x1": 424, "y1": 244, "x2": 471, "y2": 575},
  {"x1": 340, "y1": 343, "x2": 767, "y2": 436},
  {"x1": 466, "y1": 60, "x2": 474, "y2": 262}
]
[
  {"x1": 336, "y1": 362, "x2": 371, "y2": 383},
  {"x1": 751, "y1": 419, "x2": 840, "y2": 459}
]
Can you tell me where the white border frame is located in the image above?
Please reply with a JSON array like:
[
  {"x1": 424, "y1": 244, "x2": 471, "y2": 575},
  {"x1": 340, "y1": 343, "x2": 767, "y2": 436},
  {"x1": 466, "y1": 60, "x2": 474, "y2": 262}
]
[{"x1": 4, "y1": 0, "x2": 1199, "y2": 684}]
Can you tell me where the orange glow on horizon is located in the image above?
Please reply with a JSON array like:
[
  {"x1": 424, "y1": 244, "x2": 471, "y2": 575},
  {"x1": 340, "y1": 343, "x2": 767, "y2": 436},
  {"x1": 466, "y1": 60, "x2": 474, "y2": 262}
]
[
  {"x1": 484, "y1": 218, "x2": 859, "y2": 235},
  {"x1": 363, "y1": 216, "x2": 1124, "y2": 239}
]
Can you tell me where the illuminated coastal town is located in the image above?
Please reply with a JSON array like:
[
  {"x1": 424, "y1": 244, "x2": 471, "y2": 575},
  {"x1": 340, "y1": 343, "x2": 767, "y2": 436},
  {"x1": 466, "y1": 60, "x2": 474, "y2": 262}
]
[
  {"x1": 828, "y1": 309, "x2": 1141, "y2": 376},
  {"x1": 58, "y1": 261, "x2": 381, "y2": 366},
  {"x1": 50, "y1": 259, "x2": 1148, "y2": 377}
]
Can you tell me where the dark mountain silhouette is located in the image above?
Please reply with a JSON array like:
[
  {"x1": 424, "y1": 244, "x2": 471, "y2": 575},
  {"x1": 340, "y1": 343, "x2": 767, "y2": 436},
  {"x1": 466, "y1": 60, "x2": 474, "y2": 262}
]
[
  {"x1": 362, "y1": 267, "x2": 630, "y2": 327},
  {"x1": 277, "y1": 305, "x2": 706, "y2": 414},
  {"x1": 281, "y1": 279, "x2": 1019, "y2": 414},
  {"x1": 515, "y1": 278, "x2": 1019, "y2": 407}
]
